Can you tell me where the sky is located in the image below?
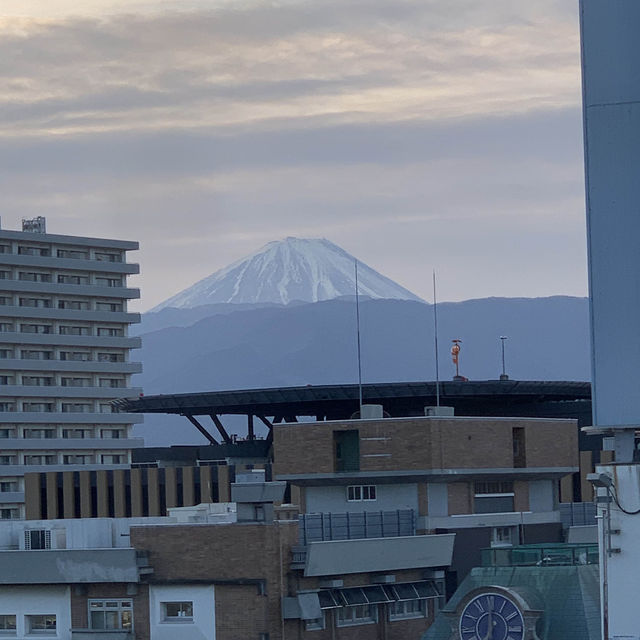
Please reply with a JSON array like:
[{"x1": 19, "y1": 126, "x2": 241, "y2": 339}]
[{"x1": 0, "y1": 0, "x2": 587, "y2": 311}]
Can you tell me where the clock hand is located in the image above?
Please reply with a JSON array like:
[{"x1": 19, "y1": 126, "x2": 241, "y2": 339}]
[{"x1": 481, "y1": 609, "x2": 493, "y2": 640}]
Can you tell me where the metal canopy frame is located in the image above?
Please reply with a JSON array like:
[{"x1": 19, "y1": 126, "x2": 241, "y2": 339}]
[{"x1": 115, "y1": 380, "x2": 591, "y2": 442}]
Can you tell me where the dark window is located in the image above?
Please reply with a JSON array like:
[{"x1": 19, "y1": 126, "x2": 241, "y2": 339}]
[{"x1": 334, "y1": 430, "x2": 360, "y2": 472}]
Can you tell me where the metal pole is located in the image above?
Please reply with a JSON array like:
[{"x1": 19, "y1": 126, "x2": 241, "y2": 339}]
[
  {"x1": 500, "y1": 336, "x2": 508, "y2": 380},
  {"x1": 355, "y1": 259, "x2": 363, "y2": 416},
  {"x1": 433, "y1": 271, "x2": 440, "y2": 407}
]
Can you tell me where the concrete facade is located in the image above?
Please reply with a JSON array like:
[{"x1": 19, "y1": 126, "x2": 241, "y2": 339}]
[{"x1": 0, "y1": 219, "x2": 142, "y2": 519}]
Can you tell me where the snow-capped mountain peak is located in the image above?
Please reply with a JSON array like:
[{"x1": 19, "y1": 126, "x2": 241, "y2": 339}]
[{"x1": 151, "y1": 237, "x2": 423, "y2": 310}]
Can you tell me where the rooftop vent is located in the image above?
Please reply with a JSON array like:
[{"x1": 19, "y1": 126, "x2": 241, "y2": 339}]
[{"x1": 424, "y1": 406, "x2": 455, "y2": 417}]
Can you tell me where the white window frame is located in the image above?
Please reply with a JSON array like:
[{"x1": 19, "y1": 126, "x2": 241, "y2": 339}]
[
  {"x1": 388, "y1": 598, "x2": 427, "y2": 621},
  {"x1": 304, "y1": 612, "x2": 325, "y2": 631},
  {"x1": 0, "y1": 613, "x2": 16, "y2": 633},
  {"x1": 491, "y1": 526, "x2": 515, "y2": 548},
  {"x1": 336, "y1": 604, "x2": 377, "y2": 627},
  {"x1": 160, "y1": 601, "x2": 194, "y2": 623},
  {"x1": 88, "y1": 599, "x2": 133, "y2": 631},
  {"x1": 347, "y1": 485, "x2": 376, "y2": 502},
  {"x1": 25, "y1": 614, "x2": 56, "y2": 634}
]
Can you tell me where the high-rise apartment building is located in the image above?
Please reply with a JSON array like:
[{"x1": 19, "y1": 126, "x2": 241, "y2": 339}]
[{"x1": 0, "y1": 217, "x2": 143, "y2": 519}]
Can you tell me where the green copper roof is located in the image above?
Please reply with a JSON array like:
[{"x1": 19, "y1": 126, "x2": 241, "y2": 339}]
[{"x1": 423, "y1": 564, "x2": 600, "y2": 640}]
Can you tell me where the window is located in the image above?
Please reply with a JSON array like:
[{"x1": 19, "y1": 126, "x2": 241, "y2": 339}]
[
  {"x1": 0, "y1": 614, "x2": 16, "y2": 633},
  {"x1": 23, "y1": 429, "x2": 55, "y2": 439},
  {"x1": 0, "y1": 350, "x2": 13, "y2": 359},
  {"x1": 18, "y1": 246, "x2": 50, "y2": 256},
  {"x1": 20, "y1": 324, "x2": 52, "y2": 334},
  {"x1": 100, "y1": 429, "x2": 122, "y2": 439},
  {"x1": 99, "y1": 403, "x2": 113, "y2": 414},
  {"x1": 24, "y1": 529, "x2": 51, "y2": 550},
  {"x1": 95, "y1": 277, "x2": 121, "y2": 287},
  {"x1": 0, "y1": 297, "x2": 11, "y2": 306},
  {"x1": 61, "y1": 403, "x2": 92, "y2": 413},
  {"x1": 0, "y1": 323, "x2": 14, "y2": 332},
  {"x1": 0, "y1": 403, "x2": 15, "y2": 412},
  {"x1": 0, "y1": 456, "x2": 16, "y2": 465},
  {"x1": 57, "y1": 300, "x2": 89, "y2": 310},
  {"x1": 347, "y1": 485, "x2": 376, "y2": 502},
  {"x1": 491, "y1": 526, "x2": 515, "y2": 548},
  {"x1": 59, "y1": 351, "x2": 91, "y2": 361},
  {"x1": 57, "y1": 249, "x2": 88, "y2": 259},
  {"x1": 0, "y1": 429, "x2": 15, "y2": 438},
  {"x1": 0, "y1": 481, "x2": 18, "y2": 492},
  {"x1": 18, "y1": 272, "x2": 51, "y2": 283},
  {"x1": 25, "y1": 615, "x2": 56, "y2": 634},
  {"x1": 0, "y1": 376, "x2": 13, "y2": 385},
  {"x1": 0, "y1": 272, "x2": 9, "y2": 279},
  {"x1": 0, "y1": 508, "x2": 19, "y2": 519},
  {"x1": 89, "y1": 600, "x2": 133, "y2": 631},
  {"x1": 96, "y1": 302, "x2": 122, "y2": 312},
  {"x1": 99, "y1": 378, "x2": 124, "y2": 388},
  {"x1": 97, "y1": 327, "x2": 123, "y2": 337},
  {"x1": 60, "y1": 377, "x2": 91, "y2": 387},
  {"x1": 58, "y1": 326, "x2": 90, "y2": 336},
  {"x1": 474, "y1": 481, "x2": 515, "y2": 514},
  {"x1": 23, "y1": 402, "x2": 54, "y2": 413},
  {"x1": 304, "y1": 613, "x2": 325, "y2": 631},
  {"x1": 95, "y1": 252, "x2": 122, "y2": 263},
  {"x1": 57, "y1": 274, "x2": 88, "y2": 285},
  {"x1": 24, "y1": 455, "x2": 57, "y2": 465},
  {"x1": 97, "y1": 352, "x2": 124, "y2": 363},
  {"x1": 21, "y1": 350, "x2": 52, "y2": 360},
  {"x1": 388, "y1": 599, "x2": 426, "y2": 621},
  {"x1": 336, "y1": 605, "x2": 377, "y2": 627},
  {"x1": 19, "y1": 298, "x2": 51, "y2": 308},
  {"x1": 101, "y1": 454, "x2": 124, "y2": 464},
  {"x1": 161, "y1": 602, "x2": 193, "y2": 622},
  {"x1": 62, "y1": 428, "x2": 92, "y2": 439},
  {"x1": 22, "y1": 376, "x2": 53, "y2": 387},
  {"x1": 63, "y1": 454, "x2": 93, "y2": 465}
]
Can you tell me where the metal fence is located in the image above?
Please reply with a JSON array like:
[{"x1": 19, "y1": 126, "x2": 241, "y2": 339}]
[
  {"x1": 559, "y1": 502, "x2": 597, "y2": 527},
  {"x1": 298, "y1": 509, "x2": 416, "y2": 545}
]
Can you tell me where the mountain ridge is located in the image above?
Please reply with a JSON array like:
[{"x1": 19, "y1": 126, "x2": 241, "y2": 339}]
[{"x1": 150, "y1": 237, "x2": 422, "y2": 310}]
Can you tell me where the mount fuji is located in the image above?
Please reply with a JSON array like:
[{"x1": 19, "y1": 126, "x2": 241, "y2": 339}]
[{"x1": 150, "y1": 237, "x2": 422, "y2": 310}]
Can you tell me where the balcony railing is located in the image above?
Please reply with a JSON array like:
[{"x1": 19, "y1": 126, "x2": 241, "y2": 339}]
[{"x1": 481, "y1": 543, "x2": 599, "y2": 567}]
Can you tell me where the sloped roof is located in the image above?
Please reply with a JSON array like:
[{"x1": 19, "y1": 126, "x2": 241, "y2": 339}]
[{"x1": 423, "y1": 564, "x2": 600, "y2": 640}]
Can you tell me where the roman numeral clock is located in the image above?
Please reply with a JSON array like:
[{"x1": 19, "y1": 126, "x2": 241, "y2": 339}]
[{"x1": 448, "y1": 586, "x2": 542, "y2": 640}]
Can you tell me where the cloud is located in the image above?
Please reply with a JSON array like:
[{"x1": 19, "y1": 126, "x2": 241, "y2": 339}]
[{"x1": 0, "y1": 0, "x2": 587, "y2": 309}]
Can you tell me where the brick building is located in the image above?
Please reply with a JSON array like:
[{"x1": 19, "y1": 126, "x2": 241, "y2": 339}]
[{"x1": 0, "y1": 411, "x2": 580, "y2": 639}]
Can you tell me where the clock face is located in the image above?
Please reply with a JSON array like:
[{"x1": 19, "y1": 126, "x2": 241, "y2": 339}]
[{"x1": 459, "y1": 592, "x2": 524, "y2": 640}]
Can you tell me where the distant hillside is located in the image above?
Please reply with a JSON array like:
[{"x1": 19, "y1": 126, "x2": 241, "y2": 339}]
[{"x1": 132, "y1": 295, "x2": 590, "y2": 446}]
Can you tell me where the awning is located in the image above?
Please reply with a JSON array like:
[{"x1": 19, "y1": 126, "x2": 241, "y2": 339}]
[{"x1": 316, "y1": 581, "x2": 441, "y2": 610}]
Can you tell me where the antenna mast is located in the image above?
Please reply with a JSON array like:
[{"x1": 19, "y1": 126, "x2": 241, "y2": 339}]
[
  {"x1": 355, "y1": 259, "x2": 363, "y2": 416},
  {"x1": 433, "y1": 270, "x2": 440, "y2": 407}
]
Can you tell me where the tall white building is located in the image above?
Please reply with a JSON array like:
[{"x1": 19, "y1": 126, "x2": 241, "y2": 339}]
[{"x1": 0, "y1": 217, "x2": 143, "y2": 519}]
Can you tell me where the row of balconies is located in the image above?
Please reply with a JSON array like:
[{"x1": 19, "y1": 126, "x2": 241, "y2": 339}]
[
  {"x1": 0, "y1": 358, "x2": 140, "y2": 374},
  {"x1": 0, "y1": 374, "x2": 130, "y2": 389},
  {"x1": 0, "y1": 331, "x2": 140, "y2": 349},
  {"x1": 0, "y1": 386, "x2": 140, "y2": 403},
  {"x1": 0, "y1": 303, "x2": 139, "y2": 325},
  {"x1": 0, "y1": 243, "x2": 138, "y2": 275},
  {"x1": 0, "y1": 278, "x2": 139, "y2": 300},
  {"x1": 0, "y1": 321, "x2": 129, "y2": 338}
]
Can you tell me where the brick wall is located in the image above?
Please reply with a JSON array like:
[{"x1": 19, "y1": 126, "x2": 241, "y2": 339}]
[
  {"x1": 131, "y1": 521, "x2": 299, "y2": 640},
  {"x1": 273, "y1": 417, "x2": 578, "y2": 477}
]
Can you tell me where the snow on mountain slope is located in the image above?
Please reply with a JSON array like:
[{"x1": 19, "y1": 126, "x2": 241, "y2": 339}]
[{"x1": 151, "y1": 237, "x2": 423, "y2": 310}]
